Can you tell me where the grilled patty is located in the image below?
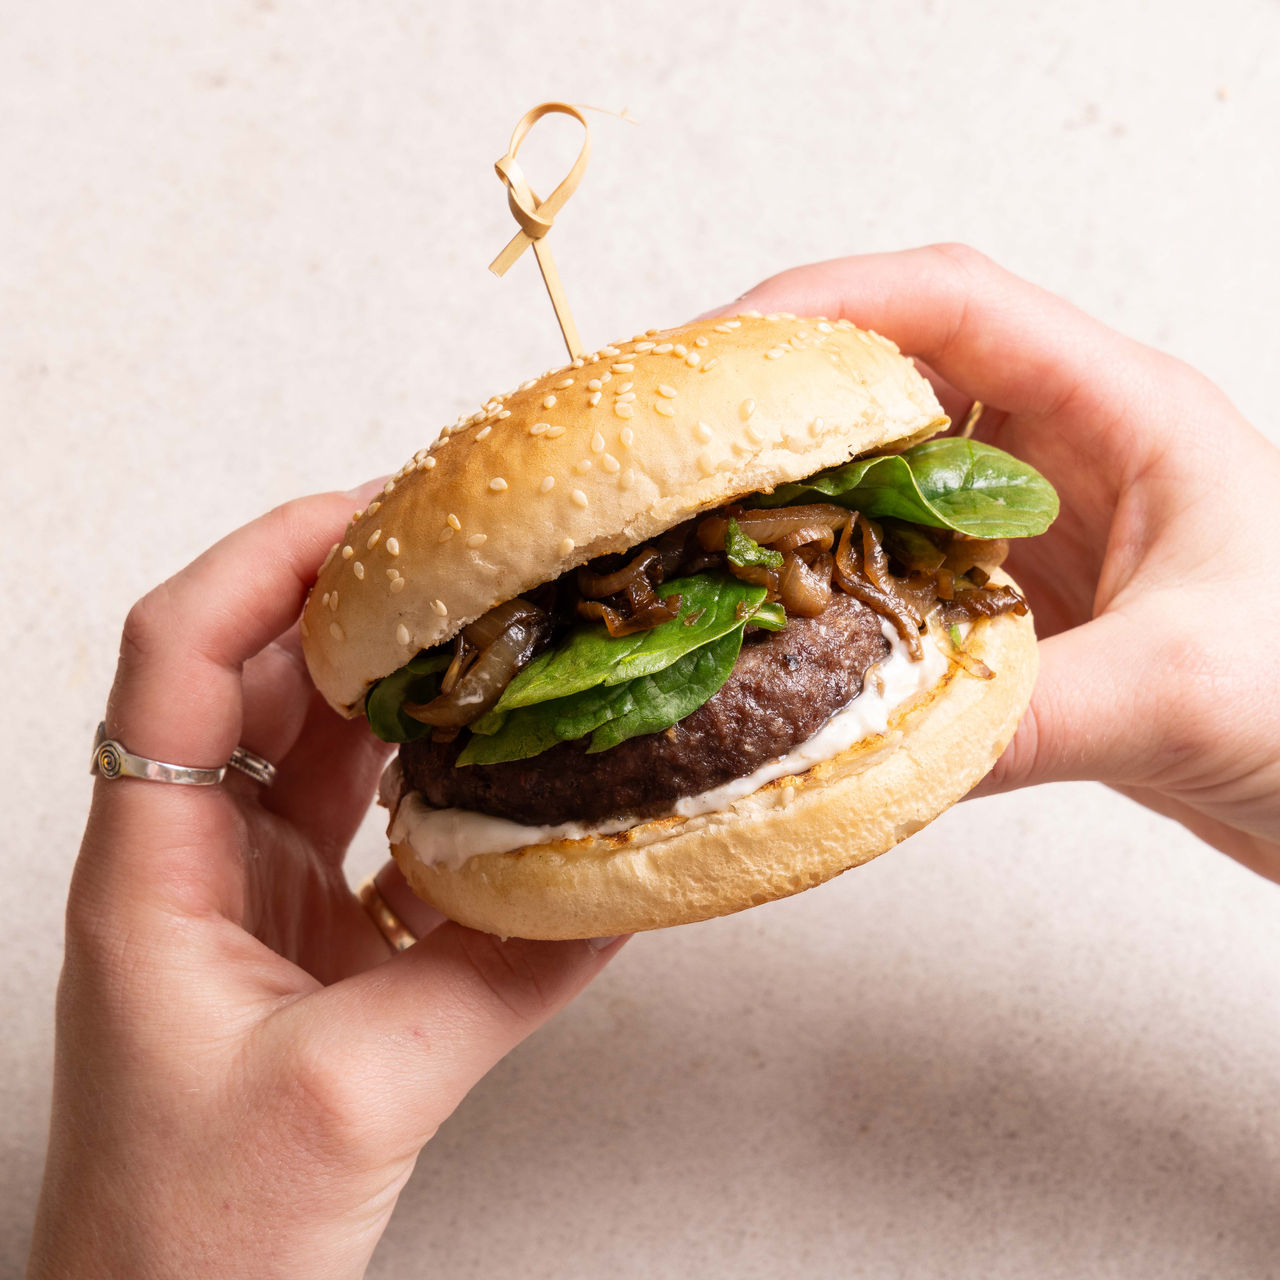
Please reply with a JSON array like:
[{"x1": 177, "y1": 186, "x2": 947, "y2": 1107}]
[{"x1": 399, "y1": 593, "x2": 891, "y2": 826}]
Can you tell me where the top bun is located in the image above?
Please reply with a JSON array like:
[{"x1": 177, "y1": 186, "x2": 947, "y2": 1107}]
[{"x1": 302, "y1": 314, "x2": 947, "y2": 714}]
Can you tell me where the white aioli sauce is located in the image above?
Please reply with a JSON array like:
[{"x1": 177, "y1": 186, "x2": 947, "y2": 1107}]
[{"x1": 389, "y1": 620, "x2": 951, "y2": 871}]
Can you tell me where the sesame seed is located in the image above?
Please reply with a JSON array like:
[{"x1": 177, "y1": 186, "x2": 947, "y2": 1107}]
[
  {"x1": 713, "y1": 324, "x2": 734, "y2": 334},
  {"x1": 329, "y1": 622, "x2": 344, "y2": 641},
  {"x1": 423, "y1": 456, "x2": 437, "y2": 469},
  {"x1": 571, "y1": 488, "x2": 589, "y2": 508},
  {"x1": 614, "y1": 402, "x2": 635, "y2": 419},
  {"x1": 697, "y1": 451, "x2": 716, "y2": 475},
  {"x1": 389, "y1": 577, "x2": 405, "y2": 594},
  {"x1": 619, "y1": 427, "x2": 634, "y2": 447},
  {"x1": 600, "y1": 371, "x2": 612, "y2": 383},
  {"x1": 432, "y1": 598, "x2": 448, "y2": 616},
  {"x1": 353, "y1": 561, "x2": 365, "y2": 580},
  {"x1": 620, "y1": 468, "x2": 636, "y2": 490},
  {"x1": 366, "y1": 529, "x2": 381, "y2": 548},
  {"x1": 467, "y1": 532, "x2": 487, "y2": 548},
  {"x1": 587, "y1": 378, "x2": 602, "y2": 391},
  {"x1": 657, "y1": 384, "x2": 678, "y2": 398},
  {"x1": 634, "y1": 341, "x2": 655, "y2": 352},
  {"x1": 575, "y1": 458, "x2": 593, "y2": 473},
  {"x1": 529, "y1": 421, "x2": 549, "y2": 435},
  {"x1": 542, "y1": 395, "x2": 557, "y2": 409},
  {"x1": 601, "y1": 453, "x2": 620, "y2": 473},
  {"x1": 653, "y1": 343, "x2": 673, "y2": 354},
  {"x1": 765, "y1": 313, "x2": 780, "y2": 322},
  {"x1": 321, "y1": 592, "x2": 330, "y2": 607},
  {"x1": 519, "y1": 378, "x2": 538, "y2": 390},
  {"x1": 489, "y1": 477, "x2": 508, "y2": 492},
  {"x1": 694, "y1": 335, "x2": 709, "y2": 347},
  {"x1": 555, "y1": 377, "x2": 575, "y2": 390},
  {"x1": 745, "y1": 423, "x2": 766, "y2": 444},
  {"x1": 396, "y1": 623, "x2": 410, "y2": 646},
  {"x1": 386, "y1": 537, "x2": 400, "y2": 555},
  {"x1": 612, "y1": 363, "x2": 635, "y2": 374},
  {"x1": 341, "y1": 545, "x2": 354, "y2": 559},
  {"x1": 437, "y1": 526, "x2": 454, "y2": 542},
  {"x1": 540, "y1": 475, "x2": 555, "y2": 493},
  {"x1": 591, "y1": 432, "x2": 605, "y2": 453},
  {"x1": 476, "y1": 425, "x2": 492, "y2": 441},
  {"x1": 545, "y1": 425, "x2": 566, "y2": 438},
  {"x1": 382, "y1": 480, "x2": 395, "y2": 497},
  {"x1": 559, "y1": 537, "x2": 575, "y2": 556},
  {"x1": 740, "y1": 399, "x2": 756, "y2": 421},
  {"x1": 386, "y1": 568, "x2": 398, "y2": 580},
  {"x1": 616, "y1": 381, "x2": 633, "y2": 393},
  {"x1": 329, "y1": 590, "x2": 339, "y2": 610},
  {"x1": 571, "y1": 357, "x2": 585, "y2": 368},
  {"x1": 817, "y1": 321, "x2": 833, "y2": 333},
  {"x1": 701, "y1": 358, "x2": 719, "y2": 372},
  {"x1": 766, "y1": 348, "x2": 784, "y2": 360},
  {"x1": 588, "y1": 392, "x2": 602, "y2": 407},
  {"x1": 674, "y1": 344, "x2": 687, "y2": 357},
  {"x1": 654, "y1": 402, "x2": 676, "y2": 417},
  {"x1": 725, "y1": 318, "x2": 742, "y2": 328},
  {"x1": 447, "y1": 513, "x2": 461, "y2": 530},
  {"x1": 685, "y1": 352, "x2": 701, "y2": 366},
  {"x1": 368, "y1": 501, "x2": 381, "y2": 515},
  {"x1": 615, "y1": 390, "x2": 636, "y2": 403},
  {"x1": 600, "y1": 345, "x2": 620, "y2": 357},
  {"x1": 695, "y1": 421, "x2": 714, "y2": 442}
]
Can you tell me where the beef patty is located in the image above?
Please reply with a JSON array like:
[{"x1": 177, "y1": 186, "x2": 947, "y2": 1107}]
[{"x1": 400, "y1": 593, "x2": 891, "y2": 826}]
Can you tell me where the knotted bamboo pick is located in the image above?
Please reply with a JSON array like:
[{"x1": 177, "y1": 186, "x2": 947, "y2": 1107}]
[{"x1": 489, "y1": 102, "x2": 592, "y2": 362}]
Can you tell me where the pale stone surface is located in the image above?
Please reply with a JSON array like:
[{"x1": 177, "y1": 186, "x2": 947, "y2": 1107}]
[{"x1": 2, "y1": 1, "x2": 1278, "y2": 1275}]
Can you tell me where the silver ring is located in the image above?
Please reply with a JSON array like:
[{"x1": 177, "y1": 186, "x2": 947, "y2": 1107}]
[{"x1": 90, "y1": 722, "x2": 276, "y2": 788}]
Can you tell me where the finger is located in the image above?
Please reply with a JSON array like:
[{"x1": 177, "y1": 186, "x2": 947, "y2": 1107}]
[
  {"x1": 238, "y1": 629, "x2": 314, "y2": 765},
  {"x1": 724, "y1": 244, "x2": 1163, "y2": 431},
  {"x1": 289, "y1": 925, "x2": 627, "y2": 1153},
  {"x1": 375, "y1": 860, "x2": 450, "y2": 941},
  {"x1": 262, "y1": 690, "x2": 392, "y2": 863},
  {"x1": 971, "y1": 612, "x2": 1169, "y2": 796}
]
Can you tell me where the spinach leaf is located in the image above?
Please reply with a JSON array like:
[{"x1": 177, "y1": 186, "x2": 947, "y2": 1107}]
[
  {"x1": 754, "y1": 438, "x2": 1059, "y2": 538},
  {"x1": 749, "y1": 601, "x2": 787, "y2": 631},
  {"x1": 490, "y1": 573, "x2": 768, "y2": 713},
  {"x1": 456, "y1": 628, "x2": 744, "y2": 766},
  {"x1": 365, "y1": 651, "x2": 451, "y2": 743},
  {"x1": 725, "y1": 517, "x2": 783, "y2": 570}
]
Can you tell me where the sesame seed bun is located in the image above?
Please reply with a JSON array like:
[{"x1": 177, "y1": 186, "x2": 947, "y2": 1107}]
[
  {"x1": 301, "y1": 314, "x2": 947, "y2": 715},
  {"x1": 387, "y1": 596, "x2": 1037, "y2": 940}
]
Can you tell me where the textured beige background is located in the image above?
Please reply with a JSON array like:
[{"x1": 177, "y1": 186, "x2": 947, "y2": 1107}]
[{"x1": 3, "y1": 2, "x2": 1279, "y2": 1276}]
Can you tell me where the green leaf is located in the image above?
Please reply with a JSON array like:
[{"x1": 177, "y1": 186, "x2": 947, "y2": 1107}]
[
  {"x1": 365, "y1": 651, "x2": 452, "y2": 743},
  {"x1": 754, "y1": 438, "x2": 1059, "y2": 538},
  {"x1": 491, "y1": 574, "x2": 768, "y2": 712},
  {"x1": 456, "y1": 629, "x2": 745, "y2": 766},
  {"x1": 725, "y1": 516, "x2": 783, "y2": 570}
]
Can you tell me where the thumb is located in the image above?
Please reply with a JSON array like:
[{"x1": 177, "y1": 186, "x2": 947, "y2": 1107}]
[
  {"x1": 292, "y1": 923, "x2": 627, "y2": 1152},
  {"x1": 972, "y1": 611, "x2": 1167, "y2": 796}
]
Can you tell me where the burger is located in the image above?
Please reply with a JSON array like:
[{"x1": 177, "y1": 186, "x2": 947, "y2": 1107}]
[{"x1": 301, "y1": 314, "x2": 1057, "y2": 939}]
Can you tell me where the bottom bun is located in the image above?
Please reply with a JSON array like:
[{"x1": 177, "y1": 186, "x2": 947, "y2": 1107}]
[{"x1": 391, "y1": 604, "x2": 1037, "y2": 940}]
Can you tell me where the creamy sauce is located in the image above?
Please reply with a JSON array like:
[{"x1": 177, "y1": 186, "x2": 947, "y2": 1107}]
[{"x1": 389, "y1": 620, "x2": 952, "y2": 871}]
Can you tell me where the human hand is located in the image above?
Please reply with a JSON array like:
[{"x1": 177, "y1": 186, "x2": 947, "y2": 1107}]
[
  {"x1": 27, "y1": 492, "x2": 626, "y2": 1280},
  {"x1": 729, "y1": 245, "x2": 1280, "y2": 881}
]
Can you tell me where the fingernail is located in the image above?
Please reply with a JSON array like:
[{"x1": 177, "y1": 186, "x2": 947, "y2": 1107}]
[{"x1": 588, "y1": 935, "x2": 622, "y2": 952}]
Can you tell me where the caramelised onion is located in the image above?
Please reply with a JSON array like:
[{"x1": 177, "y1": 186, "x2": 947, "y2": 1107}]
[
  {"x1": 578, "y1": 548, "x2": 661, "y2": 599},
  {"x1": 944, "y1": 536, "x2": 1009, "y2": 576},
  {"x1": 772, "y1": 525, "x2": 836, "y2": 555},
  {"x1": 578, "y1": 591, "x2": 682, "y2": 636},
  {"x1": 403, "y1": 599, "x2": 550, "y2": 729},
  {"x1": 859, "y1": 516, "x2": 892, "y2": 593},
  {"x1": 834, "y1": 518, "x2": 924, "y2": 658},
  {"x1": 696, "y1": 503, "x2": 849, "y2": 552},
  {"x1": 778, "y1": 550, "x2": 832, "y2": 617},
  {"x1": 727, "y1": 560, "x2": 781, "y2": 593},
  {"x1": 942, "y1": 583, "x2": 1028, "y2": 623}
]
